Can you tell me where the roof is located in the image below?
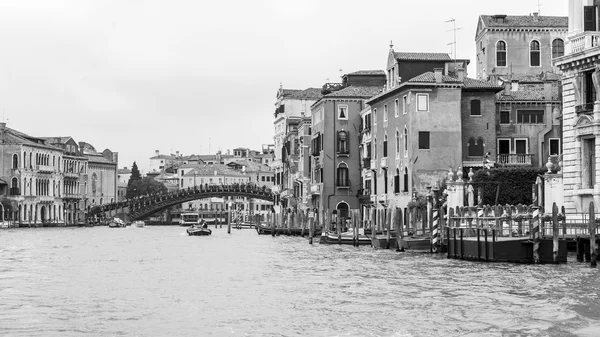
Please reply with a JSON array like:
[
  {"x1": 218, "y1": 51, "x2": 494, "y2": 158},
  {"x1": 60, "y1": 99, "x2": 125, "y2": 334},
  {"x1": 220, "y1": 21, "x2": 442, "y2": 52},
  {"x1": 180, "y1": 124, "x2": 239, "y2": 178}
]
[
  {"x1": 118, "y1": 168, "x2": 131, "y2": 174},
  {"x1": 480, "y1": 15, "x2": 568, "y2": 28},
  {"x1": 85, "y1": 154, "x2": 116, "y2": 165},
  {"x1": 226, "y1": 160, "x2": 271, "y2": 172},
  {"x1": 182, "y1": 164, "x2": 247, "y2": 178},
  {"x1": 393, "y1": 52, "x2": 451, "y2": 62},
  {"x1": 497, "y1": 85, "x2": 560, "y2": 102},
  {"x1": 1, "y1": 127, "x2": 62, "y2": 150},
  {"x1": 281, "y1": 89, "x2": 302, "y2": 97},
  {"x1": 324, "y1": 85, "x2": 383, "y2": 98},
  {"x1": 407, "y1": 72, "x2": 503, "y2": 89},
  {"x1": 40, "y1": 136, "x2": 73, "y2": 144},
  {"x1": 287, "y1": 88, "x2": 323, "y2": 100},
  {"x1": 500, "y1": 72, "x2": 562, "y2": 83},
  {"x1": 347, "y1": 70, "x2": 385, "y2": 76}
]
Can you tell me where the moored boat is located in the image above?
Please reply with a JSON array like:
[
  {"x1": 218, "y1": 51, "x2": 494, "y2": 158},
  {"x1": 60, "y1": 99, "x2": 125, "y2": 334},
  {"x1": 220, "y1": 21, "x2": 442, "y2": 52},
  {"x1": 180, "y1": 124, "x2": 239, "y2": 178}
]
[
  {"x1": 255, "y1": 223, "x2": 321, "y2": 236},
  {"x1": 319, "y1": 230, "x2": 372, "y2": 245},
  {"x1": 108, "y1": 218, "x2": 126, "y2": 228},
  {"x1": 132, "y1": 220, "x2": 145, "y2": 228},
  {"x1": 399, "y1": 235, "x2": 432, "y2": 251}
]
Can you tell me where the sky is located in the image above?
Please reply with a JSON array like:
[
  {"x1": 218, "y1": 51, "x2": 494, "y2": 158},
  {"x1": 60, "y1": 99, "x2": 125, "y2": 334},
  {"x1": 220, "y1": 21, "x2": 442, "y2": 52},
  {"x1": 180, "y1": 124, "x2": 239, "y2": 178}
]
[{"x1": 0, "y1": 0, "x2": 568, "y2": 174}]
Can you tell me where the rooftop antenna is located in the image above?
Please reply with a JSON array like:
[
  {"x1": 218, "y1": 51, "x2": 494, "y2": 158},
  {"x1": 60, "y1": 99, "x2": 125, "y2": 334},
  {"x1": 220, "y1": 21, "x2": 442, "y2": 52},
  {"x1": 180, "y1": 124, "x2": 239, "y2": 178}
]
[
  {"x1": 446, "y1": 18, "x2": 462, "y2": 73},
  {"x1": 339, "y1": 69, "x2": 343, "y2": 79},
  {"x1": 537, "y1": 0, "x2": 542, "y2": 14}
]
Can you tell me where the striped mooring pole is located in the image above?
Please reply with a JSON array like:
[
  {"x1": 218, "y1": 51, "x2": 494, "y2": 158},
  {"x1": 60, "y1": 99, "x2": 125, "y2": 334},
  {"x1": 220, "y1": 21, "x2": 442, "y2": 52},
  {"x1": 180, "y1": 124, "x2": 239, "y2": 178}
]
[
  {"x1": 532, "y1": 208, "x2": 541, "y2": 263},
  {"x1": 431, "y1": 209, "x2": 439, "y2": 253}
]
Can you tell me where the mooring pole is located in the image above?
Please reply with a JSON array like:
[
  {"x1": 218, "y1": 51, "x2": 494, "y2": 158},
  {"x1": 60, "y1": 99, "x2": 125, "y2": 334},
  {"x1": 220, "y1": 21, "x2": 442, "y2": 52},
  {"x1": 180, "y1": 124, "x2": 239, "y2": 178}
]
[
  {"x1": 589, "y1": 201, "x2": 597, "y2": 268},
  {"x1": 552, "y1": 202, "x2": 559, "y2": 264}
]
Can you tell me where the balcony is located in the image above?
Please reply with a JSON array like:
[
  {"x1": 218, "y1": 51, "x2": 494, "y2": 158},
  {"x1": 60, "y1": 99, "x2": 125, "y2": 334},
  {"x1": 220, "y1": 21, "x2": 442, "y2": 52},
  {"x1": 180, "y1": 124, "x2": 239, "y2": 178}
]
[
  {"x1": 575, "y1": 102, "x2": 594, "y2": 115},
  {"x1": 379, "y1": 194, "x2": 388, "y2": 204},
  {"x1": 310, "y1": 183, "x2": 321, "y2": 195},
  {"x1": 380, "y1": 157, "x2": 388, "y2": 169},
  {"x1": 336, "y1": 178, "x2": 349, "y2": 189},
  {"x1": 370, "y1": 194, "x2": 377, "y2": 203},
  {"x1": 63, "y1": 171, "x2": 79, "y2": 179},
  {"x1": 63, "y1": 193, "x2": 82, "y2": 200},
  {"x1": 497, "y1": 154, "x2": 533, "y2": 166},
  {"x1": 36, "y1": 164, "x2": 54, "y2": 173},
  {"x1": 358, "y1": 189, "x2": 372, "y2": 204},
  {"x1": 271, "y1": 185, "x2": 281, "y2": 193},
  {"x1": 569, "y1": 31, "x2": 600, "y2": 54}
]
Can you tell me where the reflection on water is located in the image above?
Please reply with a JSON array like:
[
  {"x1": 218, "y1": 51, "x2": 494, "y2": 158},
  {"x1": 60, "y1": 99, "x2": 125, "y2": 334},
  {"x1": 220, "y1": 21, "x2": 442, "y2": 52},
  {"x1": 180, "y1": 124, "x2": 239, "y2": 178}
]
[{"x1": 0, "y1": 227, "x2": 599, "y2": 336}]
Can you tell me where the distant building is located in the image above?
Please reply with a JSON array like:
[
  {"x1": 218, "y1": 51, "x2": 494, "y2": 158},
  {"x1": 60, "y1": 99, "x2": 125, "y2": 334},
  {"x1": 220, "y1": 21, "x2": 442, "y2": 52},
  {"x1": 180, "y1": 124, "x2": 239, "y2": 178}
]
[
  {"x1": 117, "y1": 167, "x2": 131, "y2": 184},
  {"x1": 475, "y1": 13, "x2": 568, "y2": 80}
]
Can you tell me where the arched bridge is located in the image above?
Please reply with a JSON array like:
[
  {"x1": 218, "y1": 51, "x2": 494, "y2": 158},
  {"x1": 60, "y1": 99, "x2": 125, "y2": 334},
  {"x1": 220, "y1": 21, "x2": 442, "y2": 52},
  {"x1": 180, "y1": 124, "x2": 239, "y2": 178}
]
[{"x1": 88, "y1": 184, "x2": 274, "y2": 221}]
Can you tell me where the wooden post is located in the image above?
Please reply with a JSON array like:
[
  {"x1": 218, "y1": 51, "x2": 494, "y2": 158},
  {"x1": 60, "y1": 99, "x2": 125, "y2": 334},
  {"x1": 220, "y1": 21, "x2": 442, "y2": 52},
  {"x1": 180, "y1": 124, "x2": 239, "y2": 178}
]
[
  {"x1": 227, "y1": 207, "x2": 232, "y2": 234},
  {"x1": 386, "y1": 208, "x2": 392, "y2": 249},
  {"x1": 395, "y1": 208, "x2": 403, "y2": 252},
  {"x1": 353, "y1": 209, "x2": 358, "y2": 247},
  {"x1": 336, "y1": 211, "x2": 342, "y2": 244},
  {"x1": 460, "y1": 228, "x2": 464, "y2": 259},
  {"x1": 308, "y1": 212, "x2": 314, "y2": 245},
  {"x1": 439, "y1": 206, "x2": 445, "y2": 252},
  {"x1": 577, "y1": 237, "x2": 584, "y2": 262},
  {"x1": 484, "y1": 228, "x2": 489, "y2": 261},
  {"x1": 589, "y1": 201, "x2": 597, "y2": 268},
  {"x1": 271, "y1": 210, "x2": 276, "y2": 237},
  {"x1": 476, "y1": 228, "x2": 481, "y2": 261},
  {"x1": 552, "y1": 202, "x2": 559, "y2": 264},
  {"x1": 561, "y1": 205, "x2": 567, "y2": 239}
]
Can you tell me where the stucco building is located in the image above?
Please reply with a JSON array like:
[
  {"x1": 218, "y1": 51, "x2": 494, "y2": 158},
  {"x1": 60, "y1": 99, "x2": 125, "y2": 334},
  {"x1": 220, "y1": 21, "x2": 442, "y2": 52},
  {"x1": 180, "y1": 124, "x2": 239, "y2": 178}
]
[{"x1": 555, "y1": 0, "x2": 600, "y2": 213}]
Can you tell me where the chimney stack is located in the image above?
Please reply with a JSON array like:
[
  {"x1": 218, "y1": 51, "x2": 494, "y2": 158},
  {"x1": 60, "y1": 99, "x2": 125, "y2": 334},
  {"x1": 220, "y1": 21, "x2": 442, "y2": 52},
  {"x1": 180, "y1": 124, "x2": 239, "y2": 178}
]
[
  {"x1": 457, "y1": 68, "x2": 465, "y2": 81},
  {"x1": 533, "y1": 12, "x2": 539, "y2": 21},
  {"x1": 544, "y1": 81, "x2": 553, "y2": 101},
  {"x1": 434, "y1": 68, "x2": 443, "y2": 83},
  {"x1": 155, "y1": 150, "x2": 159, "y2": 156}
]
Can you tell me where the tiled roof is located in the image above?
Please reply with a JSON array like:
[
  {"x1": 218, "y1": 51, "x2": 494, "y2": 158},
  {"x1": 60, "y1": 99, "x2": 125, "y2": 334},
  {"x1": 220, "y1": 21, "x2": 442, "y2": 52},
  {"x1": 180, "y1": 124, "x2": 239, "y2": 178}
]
[
  {"x1": 408, "y1": 72, "x2": 462, "y2": 84},
  {"x1": 182, "y1": 164, "x2": 247, "y2": 177},
  {"x1": 480, "y1": 15, "x2": 568, "y2": 28},
  {"x1": 288, "y1": 88, "x2": 323, "y2": 100},
  {"x1": 497, "y1": 85, "x2": 560, "y2": 101},
  {"x1": 500, "y1": 72, "x2": 562, "y2": 83},
  {"x1": 394, "y1": 52, "x2": 451, "y2": 61},
  {"x1": 462, "y1": 77, "x2": 504, "y2": 90},
  {"x1": 406, "y1": 72, "x2": 502, "y2": 89},
  {"x1": 226, "y1": 160, "x2": 270, "y2": 172},
  {"x1": 86, "y1": 154, "x2": 116, "y2": 165},
  {"x1": 2, "y1": 128, "x2": 62, "y2": 150},
  {"x1": 150, "y1": 154, "x2": 178, "y2": 160},
  {"x1": 324, "y1": 86, "x2": 383, "y2": 98},
  {"x1": 117, "y1": 168, "x2": 131, "y2": 174},
  {"x1": 40, "y1": 136, "x2": 73, "y2": 144},
  {"x1": 281, "y1": 89, "x2": 302, "y2": 97},
  {"x1": 347, "y1": 70, "x2": 385, "y2": 75}
]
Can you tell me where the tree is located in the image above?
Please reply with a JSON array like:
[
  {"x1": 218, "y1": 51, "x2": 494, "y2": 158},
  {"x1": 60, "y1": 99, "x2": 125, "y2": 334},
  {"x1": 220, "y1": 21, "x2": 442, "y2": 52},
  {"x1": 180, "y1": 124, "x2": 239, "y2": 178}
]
[
  {"x1": 130, "y1": 161, "x2": 142, "y2": 182},
  {"x1": 471, "y1": 167, "x2": 546, "y2": 205},
  {"x1": 126, "y1": 177, "x2": 167, "y2": 199}
]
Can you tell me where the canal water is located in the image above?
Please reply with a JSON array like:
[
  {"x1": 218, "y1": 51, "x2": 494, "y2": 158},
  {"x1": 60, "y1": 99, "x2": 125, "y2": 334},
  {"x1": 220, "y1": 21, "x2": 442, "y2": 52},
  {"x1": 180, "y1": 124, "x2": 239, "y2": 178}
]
[{"x1": 1, "y1": 227, "x2": 599, "y2": 337}]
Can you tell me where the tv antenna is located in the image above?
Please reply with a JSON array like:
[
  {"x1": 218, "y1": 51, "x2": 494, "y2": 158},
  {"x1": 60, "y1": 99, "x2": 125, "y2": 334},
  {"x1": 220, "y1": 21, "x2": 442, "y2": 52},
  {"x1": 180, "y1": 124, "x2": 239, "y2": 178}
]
[
  {"x1": 537, "y1": 0, "x2": 542, "y2": 14},
  {"x1": 446, "y1": 18, "x2": 462, "y2": 71}
]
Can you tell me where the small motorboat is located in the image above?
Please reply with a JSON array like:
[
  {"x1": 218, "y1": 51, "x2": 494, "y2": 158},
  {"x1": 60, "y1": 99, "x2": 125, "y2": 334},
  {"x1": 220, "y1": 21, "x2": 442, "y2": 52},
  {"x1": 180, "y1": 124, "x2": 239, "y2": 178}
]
[
  {"x1": 132, "y1": 220, "x2": 145, "y2": 228},
  {"x1": 187, "y1": 225, "x2": 212, "y2": 236},
  {"x1": 319, "y1": 230, "x2": 372, "y2": 245},
  {"x1": 108, "y1": 218, "x2": 126, "y2": 228}
]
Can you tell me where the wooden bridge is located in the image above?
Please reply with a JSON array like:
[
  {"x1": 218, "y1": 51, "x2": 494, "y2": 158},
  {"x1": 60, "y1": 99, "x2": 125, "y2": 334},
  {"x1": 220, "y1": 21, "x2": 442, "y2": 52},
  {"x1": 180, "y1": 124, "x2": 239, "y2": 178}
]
[{"x1": 87, "y1": 184, "x2": 274, "y2": 221}]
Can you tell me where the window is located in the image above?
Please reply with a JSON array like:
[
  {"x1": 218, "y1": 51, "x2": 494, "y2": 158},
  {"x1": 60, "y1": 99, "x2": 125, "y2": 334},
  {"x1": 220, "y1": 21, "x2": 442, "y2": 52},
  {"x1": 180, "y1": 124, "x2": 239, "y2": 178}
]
[
  {"x1": 394, "y1": 168, "x2": 400, "y2": 194},
  {"x1": 403, "y1": 127, "x2": 408, "y2": 157},
  {"x1": 395, "y1": 130, "x2": 400, "y2": 156},
  {"x1": 337, "y1": 131, "x2": 349, "y2": 155},
  {"x1": 384, "y1": 104, "x2": 388, "y2": 122},
  {"x1": 336, "y1": 163, "x2": 349, "y2": 187},
  {"x1": 530, "y1": 40, "x2": 540, "y2": 67},
  {"x1": 394, "y1": 99, "x2": 399, "y2": 117},
  {"x1": 403, "y1": 167, "x2": 409, "y2": 192},
  {"x1": 402, "y1": 95, "x2": 407, "y2": 114},
  {"x1": 374, "y1": 138, "x2": 377, "y2": 160},
  {"x1": 418, "y1": 131, "x2": 430, "y2": 149},
  {"x1": 517, "y1": 110, "x2": 544, "y2": 124},
  {"x1": 470, "y1": 100, "x2": 481, "y2": 116},
  {"x1": 549, "y1": 138, "x2": 561, "y2": 156},
  {"x1": 338, "y1": 105, "x2": 348, "y2": 120},
  {"x1": 584, "y1": 70, "x2": 597, "y2": 106},
  {"x1": 416, "y1": 93, "x2": 429, "y2": 112},
  {"x1": 373, "y1": 108, "x2": 377, "y2": 126},
  {"x1": 500, "y1": 111, "x2": 510, "y2": 124},
  {"x1": 383, "y1": 134, "x2": 388, "y2": 157},
  {"x1": 583, "y1": 137, "x2": 596, "y2": 188},
  {"x1": 12, "y1": 154, "x2": 18, "y2": 169},
  {"x1": 467, "y1": 138, "x2": 485, "y2": 157},
  {"x1": 552, "y1": 39, "x2": 564, "y2": 58},
  {"x1": 515, "y1": 139, "x2": 528, "y2": 155},
  {"x1": 496, "y1": 41, "x2": 507, "y2": 67},
  {"x1": 584, "y1": 6, "x2": 597, "y2": 32}
]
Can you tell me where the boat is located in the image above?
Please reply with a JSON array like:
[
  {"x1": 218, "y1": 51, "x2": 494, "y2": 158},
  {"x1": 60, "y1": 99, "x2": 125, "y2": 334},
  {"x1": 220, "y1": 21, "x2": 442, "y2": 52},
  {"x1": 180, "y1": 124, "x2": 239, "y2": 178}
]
[
  {"x1": 255, "y1": 223, "x2": 321, "y2": 236},
  {"x1": 187, "y1": 225, "x2": 212, "y2": 236},
  {"x1": 132, "y1": 220, "x2": 145, "y2": 228},
  {"x1": 319, "y1": 230, "x2": 372, "y2": 245},
  {"x1": 180, "y1": 212, "x2": 201, "y2": 227},
  {"x1": 398, "y1": 235, "x2": 432, "y2": 251},
  {"x1": 108, "y1": 218, "x2": 126, "y2": 228}
]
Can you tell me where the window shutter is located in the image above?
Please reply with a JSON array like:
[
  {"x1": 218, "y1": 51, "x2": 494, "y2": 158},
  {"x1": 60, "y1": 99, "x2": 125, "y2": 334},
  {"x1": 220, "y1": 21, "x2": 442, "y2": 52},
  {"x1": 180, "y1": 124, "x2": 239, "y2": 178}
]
[{"x1": 584, "y1": 6, "x2": 596, "y2": 32}]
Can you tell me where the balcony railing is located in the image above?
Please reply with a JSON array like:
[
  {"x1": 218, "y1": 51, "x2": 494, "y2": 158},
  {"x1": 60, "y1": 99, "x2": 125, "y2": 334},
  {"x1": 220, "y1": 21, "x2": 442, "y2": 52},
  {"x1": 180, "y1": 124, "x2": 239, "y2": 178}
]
[
  {"x1": 379, "y1": 194, "x2": 388, "y2": 204},
  {"x1": 380, "y1": 157, "x2": 388, "y2": 169},
  {"x1": 336, "y1": 178, "x2": 349, "y2": 188},
  {"x1": 497, "y1": 154, "x2": 533, "y2": 166},
  {"x1": 63, "y1": 171, "x2": 79, "y2": 178},
  {"x1": 36, "y1": 164, "x2": 54, "y2": 173},
  {"x1": 569, "y1": 31, "x2": 600, "y2": 54},
  {"x1": 38, "y1": 195, "x2": 55, "y2": 202},
  {"x1": 9, "y1": 187, "x2": 20, "y2": 196},
  {"x1": 575, "y1": 102, "x2": 594, "y2": 114},
  {"x1": 310, "y1": 184, "x2": 321, "y2": 195},
  {"x1": 63, "y1": 193, "x2": 81, "y2": 199}
]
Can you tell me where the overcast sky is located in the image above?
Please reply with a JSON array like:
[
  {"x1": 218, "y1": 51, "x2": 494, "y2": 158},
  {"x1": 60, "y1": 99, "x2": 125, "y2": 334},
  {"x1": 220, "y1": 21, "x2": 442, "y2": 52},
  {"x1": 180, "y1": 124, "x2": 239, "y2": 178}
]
[{"x1": 0, "y1": 0, "x2": 567, "y2": 173}]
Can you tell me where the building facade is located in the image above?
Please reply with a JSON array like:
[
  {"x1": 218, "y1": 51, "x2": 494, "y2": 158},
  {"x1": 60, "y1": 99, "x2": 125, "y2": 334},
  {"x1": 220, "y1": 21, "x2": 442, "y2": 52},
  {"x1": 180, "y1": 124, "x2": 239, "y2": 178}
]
[{"x1": 555, "y1": 0, "x2": 600, "y2": 213}]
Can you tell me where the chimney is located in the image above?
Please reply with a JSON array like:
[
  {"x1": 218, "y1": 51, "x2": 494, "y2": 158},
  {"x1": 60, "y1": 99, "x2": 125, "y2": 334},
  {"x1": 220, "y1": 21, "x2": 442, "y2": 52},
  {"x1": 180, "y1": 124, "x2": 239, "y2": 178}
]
[
  {"x1": 434, "y1": 68, "x2": 443, "y2": 83},
  {"x1": 176, "y1": 150, "x2": 180, "y2": 157},
  {"x1": 544, "y1": 81, "x2": 553, "y2": 101},
  {"x1": 532, "y1": 12, "x2": 539, "y2": 21},
  {"x1": 155, "y1": 150, "x2": 159, "y2": 156},
  {"x1": 504, "y1": 80, "x2": 510, "y2": 93},
  {"x1": 457, "y1": 68, "x2": 465, "y2": 81}
]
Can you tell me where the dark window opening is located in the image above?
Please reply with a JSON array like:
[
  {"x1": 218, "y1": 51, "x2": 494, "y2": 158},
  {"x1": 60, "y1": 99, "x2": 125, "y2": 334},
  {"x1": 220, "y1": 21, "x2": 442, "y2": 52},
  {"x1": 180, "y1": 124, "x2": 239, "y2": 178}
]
[
  {"x1": 470, "y1": 100, "x2": 481, "y2": 116},
  {"x1": 530, "y1": 40, "x2": 540, "y2": 67},
  {"x1": 418, "y1": 132, "x2": 430, "y2": 150},
  {"x1": 496, "y1": 41, "x2": 507, "y2": 67},
  {"x1": 552, "y1": 39, "x2": 564, "y2": 58},
  {"x1": 500, "y1": 111, "x2": 510, "y2": 124}
]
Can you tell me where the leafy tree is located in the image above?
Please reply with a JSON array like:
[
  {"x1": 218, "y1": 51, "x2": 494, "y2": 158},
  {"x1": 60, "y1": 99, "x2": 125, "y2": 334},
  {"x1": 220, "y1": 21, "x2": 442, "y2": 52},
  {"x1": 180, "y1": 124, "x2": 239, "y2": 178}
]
[{"x1": 126, "y1": 177, "x2": 167, "y2": 199}]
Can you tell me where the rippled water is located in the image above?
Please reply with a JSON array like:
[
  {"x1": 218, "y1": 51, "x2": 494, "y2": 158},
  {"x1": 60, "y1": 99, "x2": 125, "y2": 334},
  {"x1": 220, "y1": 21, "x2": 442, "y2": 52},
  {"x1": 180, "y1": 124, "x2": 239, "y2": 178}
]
[{"x1": 1, "y1": 226, "x2": 600, "y2": 337}]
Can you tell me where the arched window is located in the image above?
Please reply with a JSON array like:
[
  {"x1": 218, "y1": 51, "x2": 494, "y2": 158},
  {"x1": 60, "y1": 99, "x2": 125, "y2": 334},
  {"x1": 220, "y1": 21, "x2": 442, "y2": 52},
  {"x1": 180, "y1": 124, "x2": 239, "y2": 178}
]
[
  {"x1": 496, "y1": 41, "x2": 507, "y2": 67},
  {"x1": 336, "y1": 163, "x2": 349, "y2": 187},
  {"x1": 29, "y1": 152, "x2": 32, "y2": 169},
  {"x1": 10, "y1": 177, "x2": 18, "y2": 195},
  {"x1": 395, "y1": 130, "x2": 400, "y2": 155},
  {"x1": 468, "y1": 137, "x2": 485, "y2": 157},
  {"x1": 383, "y1": 134, "x2": 388, "y2": 157},
  {"x1": 12, "y1": 154, "x2": 18, "y2": 169},
  {"x1": 403, "y1": 127, "x2": 408, "y2": 156},
  {"x1": 403, "y1": 167, "x2": 409, "y2": 193},
  {"x1": 394, "y1": 168, "x2": 400, "y2": 193},
  {"x1": 552, "y1": 39, "x2": 564, "y2": 58},
  {"x1": 530, "y1": 40, "x2": 540, "y2": 67},
  {"x1": 337, "y1": 130, "x2": 349, "y2": 154},
  {"x1": 336, "y1": 202, "x2": 349, "y2": 220}
]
